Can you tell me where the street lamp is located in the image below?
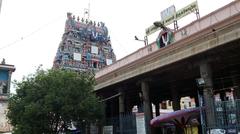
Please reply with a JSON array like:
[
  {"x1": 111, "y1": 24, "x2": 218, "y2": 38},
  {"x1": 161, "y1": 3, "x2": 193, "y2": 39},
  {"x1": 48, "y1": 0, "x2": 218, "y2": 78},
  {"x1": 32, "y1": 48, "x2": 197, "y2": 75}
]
[
  {"x1": 153, "y1": 21, "x2": 165, "y2": 28},
  {"x1": 134, "y1": 35, "x2": 148, "y2": 46},
  {"x1": 196, "y1": 77, "x2": 206, "y2": 134}
]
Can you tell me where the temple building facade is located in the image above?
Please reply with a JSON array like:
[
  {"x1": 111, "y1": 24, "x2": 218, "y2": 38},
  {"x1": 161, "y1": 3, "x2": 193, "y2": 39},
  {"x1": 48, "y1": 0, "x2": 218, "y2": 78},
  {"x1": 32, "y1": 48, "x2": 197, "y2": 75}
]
[
  {"x1": 0, "y1": 59, "x2": 15, "y2": 132},
  {"x1": 53, "y1": 13, "x2": 116, "y2": 72}
]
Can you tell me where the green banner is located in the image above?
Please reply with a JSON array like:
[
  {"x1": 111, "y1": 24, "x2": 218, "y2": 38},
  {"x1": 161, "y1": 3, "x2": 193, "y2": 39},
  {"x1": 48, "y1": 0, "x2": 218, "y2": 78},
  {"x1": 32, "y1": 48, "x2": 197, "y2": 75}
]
[
  {"x1": 176, "y1": 1, "x2": 198, "y2": 20},
  {"x1": 145, "y1": 25, "x2": 160, "y2": 36},
  {"x1": 145, "y1": 1, "x2": 198, "y2": 36}
]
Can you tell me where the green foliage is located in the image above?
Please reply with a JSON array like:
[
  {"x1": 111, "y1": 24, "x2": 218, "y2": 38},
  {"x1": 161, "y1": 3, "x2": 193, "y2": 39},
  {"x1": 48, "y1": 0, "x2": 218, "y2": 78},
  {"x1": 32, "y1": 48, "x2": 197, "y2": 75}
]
[{"x1": 7, "y1": 69, "x2": 103, "y2": 133}]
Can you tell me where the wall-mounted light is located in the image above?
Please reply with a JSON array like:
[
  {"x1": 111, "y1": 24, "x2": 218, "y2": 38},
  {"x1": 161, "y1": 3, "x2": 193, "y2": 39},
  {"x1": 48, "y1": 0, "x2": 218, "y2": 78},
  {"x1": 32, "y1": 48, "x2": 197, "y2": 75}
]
[
  {"x1": 196, "y1": 78, "x2": 205, "y2": 87},
  {"x1": 134, "y1": 36, "x2": 148, "y2": 46}
]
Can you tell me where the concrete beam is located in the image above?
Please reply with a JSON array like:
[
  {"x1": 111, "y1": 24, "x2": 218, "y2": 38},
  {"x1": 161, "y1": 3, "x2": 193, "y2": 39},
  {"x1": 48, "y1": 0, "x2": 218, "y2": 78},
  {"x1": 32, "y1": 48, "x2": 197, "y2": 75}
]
[{"x1": 95, "y1": 16, "x2": 240, "y2": 91}]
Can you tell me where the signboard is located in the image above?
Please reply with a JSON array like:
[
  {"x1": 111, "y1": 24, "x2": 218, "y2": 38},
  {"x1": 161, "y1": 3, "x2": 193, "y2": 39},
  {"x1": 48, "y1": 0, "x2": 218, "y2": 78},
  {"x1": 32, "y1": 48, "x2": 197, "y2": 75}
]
[
  {"x1": 103, "y1": 126, "x2": 113, "y2": 134},
  {"x1": 161, "y1": 5, "x2": 176, "y2": 21},
  {"x1": 146, "y1": 1, "x2": 199, "y2": 36},
  {"x1": 175, "y1": 1, "x2": 198, "y2": 20},
  {"x1": 145, "y1": 25, "x2": 161, "y2": 37}
]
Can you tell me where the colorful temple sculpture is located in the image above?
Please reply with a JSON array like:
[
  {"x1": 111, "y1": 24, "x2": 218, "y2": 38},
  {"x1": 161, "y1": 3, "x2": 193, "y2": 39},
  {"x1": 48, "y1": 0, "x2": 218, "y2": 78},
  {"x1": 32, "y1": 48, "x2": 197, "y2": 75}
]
[
  {"x1": 0, "y1": 59, "x2": 15, "y2": 132},
  {"x1": 156, "y1": 27, "x2": 174, "y2": 49},
  {"x1": 53, "y1": 13, "x2": 116, "y2": 72}
]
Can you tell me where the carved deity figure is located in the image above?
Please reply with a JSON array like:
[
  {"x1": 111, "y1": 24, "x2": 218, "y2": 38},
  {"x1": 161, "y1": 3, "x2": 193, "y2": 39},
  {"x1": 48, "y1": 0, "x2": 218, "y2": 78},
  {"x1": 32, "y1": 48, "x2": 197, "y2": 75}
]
[
  {"x1": 156, "y1": 27, "x2": 174, "y2": 48},
  {"x1": 1, "y1": 58, "x2": 5, "y2": 64},
  {"x1": 100, "y1": 22, "x2": 108, "y2": 37},
  {"x1": 0, "y1": 81, "x2": 7, "y2": 94}
]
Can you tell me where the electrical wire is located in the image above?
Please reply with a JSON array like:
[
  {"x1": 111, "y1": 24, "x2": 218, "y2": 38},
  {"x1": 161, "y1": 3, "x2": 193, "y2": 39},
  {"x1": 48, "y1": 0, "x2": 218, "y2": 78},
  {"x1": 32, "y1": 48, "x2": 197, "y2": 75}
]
[
  {"x1": 0, "y1": 15, "x2": 64, "y2": 51},
  {"x1": 110, "y1": 32, "x2": 130, "y2": 59}
]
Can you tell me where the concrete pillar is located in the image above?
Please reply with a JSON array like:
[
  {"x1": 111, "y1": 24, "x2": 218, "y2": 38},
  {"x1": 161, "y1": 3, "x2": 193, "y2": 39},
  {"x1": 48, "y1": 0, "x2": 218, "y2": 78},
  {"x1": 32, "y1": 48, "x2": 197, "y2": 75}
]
[
  {"x1": 141, "y1": 80, "x2": 153, "y2": 134},
  {"x1": 155, "y1": 102, "x2": 160, "y2": 116},
  {"x1": 193, "y1": 92, "x2": 200, "y2": 107},
  {"x1": 171, "y1": 87, "x2": 181, "y2": 111},
  {"x1": 200, "y1": 62, "x2": 216, "y2": 128},
  {"x1": 119, "y1": 90, "x2": 125, "y2": 114},
  {"x1": 154, "y1": 102, "x2": 161, "y2": 134},
  {"x1": 110, "y1": 101, "x2": 115, "y2": 117},
  {"x1": 119, "y1": 90, "x2": 125, "y2": 134},
  {"x1": 171, "y1": 87, "x2": 183, "y2": 134}
]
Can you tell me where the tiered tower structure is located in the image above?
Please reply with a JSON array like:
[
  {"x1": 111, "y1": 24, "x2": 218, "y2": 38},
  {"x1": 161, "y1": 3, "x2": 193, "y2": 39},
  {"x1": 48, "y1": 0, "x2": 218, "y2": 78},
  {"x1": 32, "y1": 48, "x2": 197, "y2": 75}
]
[{"x1": 53, "y1": 13, "x2": 116, "y2": 72}]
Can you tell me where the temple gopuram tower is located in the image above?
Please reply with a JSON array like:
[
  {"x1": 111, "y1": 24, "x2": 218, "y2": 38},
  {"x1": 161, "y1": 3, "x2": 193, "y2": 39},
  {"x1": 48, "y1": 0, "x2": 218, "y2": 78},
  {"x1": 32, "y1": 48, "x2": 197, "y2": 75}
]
[{"x1": 53, "y1": 13, "x2": 116, "y2": 72}]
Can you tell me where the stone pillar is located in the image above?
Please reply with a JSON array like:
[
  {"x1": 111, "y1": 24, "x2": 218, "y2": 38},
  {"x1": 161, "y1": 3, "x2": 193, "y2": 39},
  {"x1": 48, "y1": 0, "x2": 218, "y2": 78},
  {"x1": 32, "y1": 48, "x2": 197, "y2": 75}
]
[
  {"x1": 200, "y1": 62, "x2": 216, "y2": 128},
  {"x1": 171, "y1": 87, "x2": 180, "y2": 111},
  {"x1": 171, "y1": 87, "x2": 183, "y2": 134},
  {"x1": 154, "y1": 102, "x2": 161, "y2": 134},
  {"x1": 155, "y1": 102, "x2": 160, "y2": 117},
  {"x1": 119, "y1": 90, "x2": 125, "y2": 134},
  {"x1": 119, "y1": 90, "x2": 125, "y2": 114},
  {"x1": 141, "y1": 80, "x2": 153, "y2": 134},
  {"x1": 193, "y1": 92, "x2": 200, "y2": 107}
]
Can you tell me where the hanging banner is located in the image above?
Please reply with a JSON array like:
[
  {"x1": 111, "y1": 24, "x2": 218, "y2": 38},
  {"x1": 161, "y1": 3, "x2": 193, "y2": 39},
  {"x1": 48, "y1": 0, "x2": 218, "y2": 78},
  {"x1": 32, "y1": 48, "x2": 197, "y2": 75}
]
[
  {"x1": 145, "y1": 25, "x2": 160, "y2": 37},
  {"x1": 175, "y1": 1, "x2": 198, "y2": 20},
  {"x1": 146, "y1": 1, "x2": 199, "y2": 36}
]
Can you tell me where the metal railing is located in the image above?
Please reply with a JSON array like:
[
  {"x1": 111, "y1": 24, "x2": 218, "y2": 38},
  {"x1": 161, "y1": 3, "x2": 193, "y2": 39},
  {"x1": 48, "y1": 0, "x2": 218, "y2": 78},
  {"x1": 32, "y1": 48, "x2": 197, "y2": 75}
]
[
  {"x1": 104, "y1": 113, "x2": 137, "y2": 134},
  {"x1": 205, "y1": 99, "x2": 240, "y2": 134}
]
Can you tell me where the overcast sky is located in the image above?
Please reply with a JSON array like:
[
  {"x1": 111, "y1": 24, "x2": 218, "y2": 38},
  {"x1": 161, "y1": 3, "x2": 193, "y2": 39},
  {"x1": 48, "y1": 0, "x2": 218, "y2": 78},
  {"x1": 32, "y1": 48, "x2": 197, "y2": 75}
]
[{"x1": 0, "y1": 0, "x2": 233, "y2": 92}]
